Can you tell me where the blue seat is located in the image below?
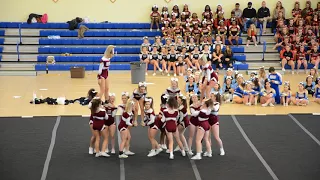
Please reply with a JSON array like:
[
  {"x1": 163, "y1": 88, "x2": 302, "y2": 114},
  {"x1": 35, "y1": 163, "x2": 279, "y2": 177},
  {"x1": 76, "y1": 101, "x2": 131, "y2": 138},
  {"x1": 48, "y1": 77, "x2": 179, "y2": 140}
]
[
  {"x1": 94, "y1": 39, "x2": 105, "y2": 45},
  {"x1": 37, "y1": 56, "x2": 47, "y2": 62},
  {"x1": 234, "y1": 63, "x2": 249, "y2": 70},
  {"x1": 231, "y1": 46, "x2": 245, "y2": 53},
  {"x1": 0, "y1": 38, "x2": 4, "y2": 44},
  {"x1": 0, "y1": 30, "x2": 4, "y2": 36},
  {"x1": 93, "y1": 31, "x2": 105, "y2": 37},
  {"x1": 225, "y1": 38, "x2": 243, "y2": 45},
  {"x1": 0, "y1": 55, "x2": 2, "y2": 61},
  {"x1": 233, "y1": 54, "x2": 246, "y2": 62},
  {"x1": 82, "y1": 48, "x2": 94, "y2": 53},
  {"x1": 49, "y1": 47, "x2": 59, "y2": 53},
  {"x1": 284, "y1": 63, "x2": 318, "y2": 69},
  {"x1": 59, "y1": 47, "x2": 69, "y2": 53},
  {"x1": 61, "y1": 39, "x2": 72, "y2": 45}
]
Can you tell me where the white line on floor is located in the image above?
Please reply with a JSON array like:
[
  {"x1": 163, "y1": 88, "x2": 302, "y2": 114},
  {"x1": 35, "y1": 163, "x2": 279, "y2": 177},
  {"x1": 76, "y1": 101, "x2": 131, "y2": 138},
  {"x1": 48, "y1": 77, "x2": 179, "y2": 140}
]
[
  {"x1": 231, "y1": 115, "x2": 279, "y2": 180},
  {"x1": 312, "y1": 113, "x2": 320, "y2": 116},
  {"x1": 255, "y1": 114, "x2": 266, "y2": 116},
  {"x1": 81, "y1": 115, "x2": 90, "y2": 117},
  {"x1": 21, "y1": 116, "x2": 33, "y2": 118},
  {"x1": 40, "y1": 116, "x2": 61, "y2": 180},
  {"x1": 188, "y1": 157, "x2": 202, "y2": 180},
  {"x1": 115, "y1": 115, "x2": 125, "y2": 180},
  {"x1": 288, "y1": 114, "x2": 320, "y2": 146}
]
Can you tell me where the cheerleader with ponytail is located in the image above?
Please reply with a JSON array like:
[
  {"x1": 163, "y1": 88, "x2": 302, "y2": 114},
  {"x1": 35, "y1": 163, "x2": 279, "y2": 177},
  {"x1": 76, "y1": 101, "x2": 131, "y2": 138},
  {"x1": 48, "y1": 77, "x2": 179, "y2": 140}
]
[
  {"x1": 281, "y1": 81, "x2": 292, "y2": 106},
  {"x1": 98, "y1": 45, "x2": 115, "y2": 104},
  {"x1": 103, "y1": 93, "x2": 117, "y2": 154},
  {"x1": 174, "y1": 94, "x2": 189, "y2": 152},
  {"x1": 188, "y1": 93, "x2": 201, "y2": 155}
]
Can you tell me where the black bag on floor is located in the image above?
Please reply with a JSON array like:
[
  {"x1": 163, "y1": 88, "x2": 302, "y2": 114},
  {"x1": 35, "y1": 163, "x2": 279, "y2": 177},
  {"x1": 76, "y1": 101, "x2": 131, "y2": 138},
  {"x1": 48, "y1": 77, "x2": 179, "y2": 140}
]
[{"x1": 27, "y1": 13, "x2": 42, "y2": 24}]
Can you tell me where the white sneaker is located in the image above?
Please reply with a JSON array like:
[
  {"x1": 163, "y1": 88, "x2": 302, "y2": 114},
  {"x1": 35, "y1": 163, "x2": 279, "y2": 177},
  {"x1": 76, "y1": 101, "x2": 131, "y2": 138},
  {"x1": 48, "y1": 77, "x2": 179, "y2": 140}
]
[
  {"x1": 145, "y1": 72, "x2": 148, "y2": 76},
  {"x1": 167, "y1": 73, "x2": 170, "y2": 77},
  {"x1": 174, "y1": 146, "x2": 180, "y2": 152},
  {"x1": 166, "y1": 149, "x2": 170, "y2": 154},
  {"x1": 157, "y1": 28, "x2": 160, "y2": 31},
  {"x1": 191, "y1": 154, "x2": 202, "y2": 160},
  {"x1": 220, "y1": 148, "x2": 225, "y2": 156},
  {"x1": 125, "y1": 150, "x2": 135, "y2": 156},
  {"x1": 93, "y1": 149, "x2": 96, "y2": 153},
  {"x1": 153, "y1": 73, "x2": 156, "y2": 76},
  {"x1": 111, "y1": 149, "x2": 116, "y2": 154},
  {"x1": 159, "y1": 69, "x2": 163, "y2": 72},
  {"x1": 203, "y1": 151, "x2": 208, "y2": 157},
  {"x1": 95, "y1": 152, "x2": 100, "y2": 157},
  {"x1": 282, "y1": 68, "x2": 285, "y2": 71},
  {"x1": 89, "y1": 147, "x2": 94, "y2": 155},
  {"x1": 181, "y1": 150, "x2": 186, "y2": 157},
  {"x1": 169, "y1": 153, "x2": 174, "y2": 160},
  {"x1": 269, "y1": 103, "x2": 274, "y2": 107},
  {"x1": 119, "y1": 154, "x2": 128, "y2": 158},
  {"x1": 261, "y1": 103, "x2": 268, "y2": 107},
  {"x1": 174, "y1": 74, "x2": 177, "y2": 77},
  {"x1": 150, "y1": 28, "x2": 152, "y2": 32},
  {"x1": 100, "y1": 152, "x2": 110, "y2": 157},
  {"x1": 105, "y1": 149, "x2": 109, "y2": 153},
  {"x1": 155, "y1": 148, "x2": 163, "y2": 154},
  {"x1": 162, "y1": 144, "x2": 167, "y2": 150},
  {"x1": 147, "y1": 149, "x2": 157, "y2": 157},
  {"x1": 291, "y1": 71, "x2": 294, "y2": 75},
  {"x1": 188, "y1": 151, "x2": 194, "y2": 156}
]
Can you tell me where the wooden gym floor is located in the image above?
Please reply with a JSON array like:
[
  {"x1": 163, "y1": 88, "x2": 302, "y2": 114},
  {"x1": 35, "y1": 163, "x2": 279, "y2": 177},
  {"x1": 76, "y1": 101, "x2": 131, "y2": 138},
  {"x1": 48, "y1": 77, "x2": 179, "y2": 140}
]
[{"x1": 0, "y1": 71, "x2": 319, "y2": 117}]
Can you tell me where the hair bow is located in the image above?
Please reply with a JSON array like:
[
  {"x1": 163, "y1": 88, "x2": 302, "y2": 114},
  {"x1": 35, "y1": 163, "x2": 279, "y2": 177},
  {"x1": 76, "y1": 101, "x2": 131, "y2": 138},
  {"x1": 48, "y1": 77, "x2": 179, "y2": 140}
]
[
  {"x1": 130, "y1": 100, "x2": 135, "y2": 105},
  {"x1": 251, "y1": 71, "x2": 257, "y2": 75},
  {"x1": 145, "y1": 97, "x2": 152, "y2": 103},
  {"x1": 109, "y1": 93, "x2": 115, "y2": 97},
  {"x1": 284, "y1": 81, "x2": 290, "y2": 86},
  {"x1": 153, "y1": 4, "x2": 158, "y2": 8},
  {"x1": 245, "y1": 81, "x2": 252, "y2": 84},
  {"x1": 143, "y1": 36, "x2": 148, "y2": 40},
  {"x1": 171, "y1": 78, "x2": 178, "y2": 82},
  {"x1": 259, "y1": 66, "x2": 265, "y2": 69},
  {"x1": 237, "y1": 74, "x2": 243, "y2": 78},
  {"x1": 227, "y1": 68, "x2": 233, "y2": 72},
  {"x1": 189, "y1": 74, "x2": 195, "y2": 78},
  {"x1": 139, "y1": 82, "x2": 147, "y2": 87},
  {"x1": 226, "y1": 76, "x2": 232, "y2": 80},
  {"x1": 92, "y1": 90, "x2": 97, "y2": 94},
  {"x1": 121, "y1": 92, "x2": 129, "y2": 96},
  {"x1": 299, "y1": 82, "x2": 304, "y2": 85},
  {"x1": 163, "y1": 94, "x2": 169, "y2": 99},
  {"x1": 234, "y1": 70, "x2": 239, "y2": 74},
  {"x1": 307, "y1": 75, "x2": 313, "y2": 78},
  {"x1": 210, "y1": 91, "x2": 219, "y2": 95},
  {"x1": 187, "y1": 68, "x2": 193, "y2": 72}
]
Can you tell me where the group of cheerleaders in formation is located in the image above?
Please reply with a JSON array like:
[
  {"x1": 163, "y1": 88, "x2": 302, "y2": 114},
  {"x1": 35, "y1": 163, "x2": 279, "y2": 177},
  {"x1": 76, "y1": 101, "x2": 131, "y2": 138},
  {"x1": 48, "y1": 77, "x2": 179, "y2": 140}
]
[{"x1": 89, "y1": 45, "x2": 224, "y2": 160}]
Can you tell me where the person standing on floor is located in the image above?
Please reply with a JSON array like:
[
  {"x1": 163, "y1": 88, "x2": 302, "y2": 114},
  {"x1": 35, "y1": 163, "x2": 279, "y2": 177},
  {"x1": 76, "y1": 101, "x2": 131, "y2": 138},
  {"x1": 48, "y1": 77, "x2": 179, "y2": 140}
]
[
  {"x1": 257, "y1": 1, "x2": 271, "y2": 34},
  {"x1": 242, "y1": 2, "x2": 257, "y2": 33},
  {"x1": 267, "y1": 67, "x2": 282, "y2": 104}
]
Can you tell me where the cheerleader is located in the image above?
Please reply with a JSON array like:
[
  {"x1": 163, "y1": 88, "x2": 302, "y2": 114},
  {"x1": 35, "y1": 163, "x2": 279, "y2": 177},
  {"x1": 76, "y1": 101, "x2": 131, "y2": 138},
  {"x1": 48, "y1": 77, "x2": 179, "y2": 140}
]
[
  {"x1": 191, "y1": 98, "x2": 213, "y2": 160},
  {"x1": 292, "y1": 82, "x2": 309, "y2": 106},
  {"x1": 175, "y1": 36, "x2": 184, "y2": 52},
  {"x1": 252, "y1": 77, "x2": 262, "y2": 102},
  {"x1": 180, "y1": 12, "x2": 188, "y2": 29},
  {"x1": 228, "y1": 20, "x2": 240, "y2": 46},
  {"x1": 212, "y1": 35, "x2": 224, "y2": 50},
  {"x1": 313, "y1": 13, "x2": 319, "y2": 37},
  {"x1": 167, "y1": 44, "x2": 177, "y2": 76},
  {"x1": 258, "y1": 66, "x2": 267, "y2": 89},
  {"x1": 144, "y1": 97, "x2": 163, "y2": 157},
  {"x1": 186, "y1": 74, "x2": 199, "y2": 95},
  {"x1": 281, "y1": 81, "x2": 292, "y2": 106},
  {"x1": 88, "y1": 91, "x2": 98, "y2": 155},
  {"x1": 171, "y1": 4, "x2": 180, "y2": 19},
  {"x1": 292, "y1": 1, "x2": 301, "y2": 25},
  {"x1": 310, "y1": 45, "x2": 320, "y2": 68},
  {"x1": 161, "y1": 6, "x2": 169, "y2": 18},
  {"x1": 185, "y1": 68, "x2": 193, "y2": 82},
  {"x1": 310, "y1": 67, "x2": 319, "y2": 83},
  {"x1": 191, "y1": 46, "x2": 201, "y2": 71},
  {"x1": 223, "y1": 68, "x2": 235, "y2": 84},
  {"x1": 117, "y1": 91, "x2": 130, "y2": 115},
  {"x1": 132, "y1": 82, "x2": 147, "y2": 126},
  {"x1": 153, "y1": 36, "x2": 163, "y2": 52},
  {"x1": 209, "y1": 92, "x2": 225, "y2": 156},
  {"x1": 243, "y1": 81, "x2": 257, "y2": 106},
  {"x1": 260, "y1": 79, "x2": 276, "y2": 107},
  {"x1": 141, "y1": 36, "x2": 151, "y2": 52},
  {"x1": 150, "y1": 4, "x2": 160, "y2": 31},
  {"x1": 217, "y1": 20, "x2": 227, "y2": 45},
  {"x1": 159, "y1": 46, "x2": 168, "y2": 74},
  {"x1": 174, "y1": 94, "x2": 189, "y2": 152},
  {"x1": 161, "y1": 21, "x2": 171, "y2": 39},
  {"x1": 296, "y1": 45, "x2": 308, "y2": 73},
  {"x1": 165, "y1": 77, "x2": 181, "y2": 97},
  {"x1": 98, "y1": 45, "x2": 114, "y2": 103},
  {"x1": 103, "y1": 93, "x2": 117, "y2": 154},
  {"x1": 314, "y1": 77, "x2": 320, "y2": 104},
  {"x1": 192, "y1": 23, "x2": 202, "y2": 44},
  {"x1": 183, "y1": 23, "x2": 192, "y2": 43},
  {"x1": 268, "y1": 67, "x2": 283, "y2": 104},
  {"x1": 182, "y1": 4, "x2": 191, "y2": 19},
  {"x1": 304, "y1": 75, "x2": 315, "y2": 96},
  {"x1": 201, "y1": 21, "x2": 212, "y2": 43},
  {"x1": 161, "y1": 96, "x2": 186, "y2": 159},
  {"x1": 118, "y1": 99, "x2": 134, "y2": 158},
  {"x1": 140, "y1": 46, "x2": 150, "y2": 75},
  {"x1": 202, "y1": 5, "x2": 213, "y2": 20},
  {"x1": 232, "y1": 75, "x2": 245, "y2": 104},
  {"x1": 181, "y1": 46, "x2": 193, "y2": 68},
  {"x1": 173, "y1": 23, "x2": 183, "y2": 42},
  {"x1": 90, "y1": 98, "x2": 109, "y2": 157},
  {"x1": 188, "y1": 93, "x2": 201, "y2": 155},
  {"x1": 190, "y1": 13, "x2": 201, "y2": 27},
  {"x1": 176, "y1": 55, "x2": 185, "y2": 76},
  {"x1": 210, "y1": 82, "x2": 222, "y2": 95},
  {"x1": 149, "y1": 45, "x2": 163, "y2": 76},
  {"x1": 158, "y1": 94, "x2": 169, "y2": 149},
  {"x1": 201, "y1": 44, "x2": 212, "y2": 62},
  {"x1": 199, "y1": 55, "x2": 218, "y2": 100},
  {"x1": 222, "y1": 76, "x2": 234, "y2": 103}
]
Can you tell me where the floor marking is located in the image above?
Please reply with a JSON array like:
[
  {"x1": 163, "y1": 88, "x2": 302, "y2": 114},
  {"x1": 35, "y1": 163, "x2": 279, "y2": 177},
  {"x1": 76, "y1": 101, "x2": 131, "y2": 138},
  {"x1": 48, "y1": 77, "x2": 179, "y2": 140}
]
[
  {"x1": 255, "y1": 114, "x2": 266, "y2": 116},
  {"x1": 39, "y1": 89, "x2": 48, "y2": 91},
  {"x1": 40, "y1": 116, "x2": 61, "y2": 180},
  {"x1": 115, "y1": 115, "x2": 125, "y2": 180},
  {"x1": 187, "y1": 155, "x2": 202, "y2": 180},
  {"x1": 81, "y1": 115, "x2": 90, "y2": 117},
  {"x1": 13, "y1": 96, "x2": 21, "y2": 98},
  {"x1": 288, "y1": 114, "x2": 320, "y2": 146},
  {"x1": 145, "y1": 82, "x2": 155, "y2": 85},
  {"x1": 312, "y1": 113, "x2": 320, "y2": 116},
  {"x1": 231, "y1": 115, "x2": 279, "y2": 180},
  {"x1": 21, "y1": 116, "x2": 33, "y2": 118}
]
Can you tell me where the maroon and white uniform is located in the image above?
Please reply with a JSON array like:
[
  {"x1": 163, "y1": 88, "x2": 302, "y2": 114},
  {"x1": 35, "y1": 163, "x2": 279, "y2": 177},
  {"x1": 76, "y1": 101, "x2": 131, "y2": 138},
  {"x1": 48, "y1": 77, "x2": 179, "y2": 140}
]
[
  {"x1": 190, "y1": 18, "x2": 201, "y2": 27},
  {"x1": 296, "y1": 51, "x2": 306, "y2": 60},
  {"x1": 152, "y1": 106, "x2": 166, "y2": 131},
  {"x1": 310, "y1": 49, "x2": 319, "y2": 61},
  {"x1": 190, "y1": 104, "x2": 201, "y2": 126},
  {"x1": 89, "y1": 115, "x2": 93, "y2": 125},
  {"x1": 209, "y1": 102, "x2": 220, "y2": 126},
  {"x1": 98, "y1": 57, "x2": 110, "y2": 79},
  {"x1": 192, "y1": 109, "x2": 210, "y2": 131},
  {"x1": 164, "y1": 87, "x2": 181, "y2": 97},
  {"x1": 104, "y1": 105, "x2": 117, "y2": 126},
  {"x1": 161, "y1": 109, "x2": 179, "y2": 132},
  {"x1": 118, "y1": 111, "x2": 133, "y2": 131},
  {"x1": 150, "y1": 11, "x2": 160, "y2": 18},
  {"x1": 178, "y1": 105, "x2": 190, "y2": 128},
  {"x1": 192, "y1": 27, "x2": 202, "y2": 36},
  {"x1": 202, "y1": 63, "x2": 218, "y2": 85},
  {"x1": 92, "y1": 108, "x2": 109, "y2": 131},
  {"x1": 291, "y1": 8, "x2": 301, "y2": 17},
  {"x1": 144, "y1": 108, "x2": 156, "y2": 127},
  {"x1": 173, "y1": 26, "x2": 183, "y2": 37}
]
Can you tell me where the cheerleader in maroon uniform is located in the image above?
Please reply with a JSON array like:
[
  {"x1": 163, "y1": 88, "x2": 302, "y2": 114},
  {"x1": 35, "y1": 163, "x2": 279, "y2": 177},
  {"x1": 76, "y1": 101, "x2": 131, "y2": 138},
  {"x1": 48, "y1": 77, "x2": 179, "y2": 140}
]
[
  {"x1": 202, "y1": 5, "x2": 213, "y2": 20},
  {"x1": 174, "y1": 94, "x2": 189, "y2": 152},
  {"x1": 144, "y1": 97, "x2": 163, "y2": 157},
  {"x1": 209, "y1": 92, "x2": 225, "y2": 156},
  {"x1": 228, "y1": 20, "x2": 240, "y2": 46},
  {"x1": 296, "y1": 46, "x2": 308, "y2": 73},
  {"x1": 117, "y1": 91, "x2": 130, "y2": 115},
  {"x1": 310, "y1": 45, "x2": 320, "y2": 68},
  {"x1": 150, "y1": 4, "x2": 160, "y2": 31},
  {"x1": 133, "y1": 82, "x2": 147, "y2": 126},
  {"x1": 90, "y1": 98, "x2": 110, "y2": 157},
  {"x1": 161, "y1": 96, "x2": 185, "y2": 159},
  {"x1": 118, "y1": 100, "x2": 134, "y2": 158},
  {"x1": 103, "y1": 93, "x2": 117, "y2": 154},
  {"x1": 157, "y1": 94, "x2": 169, "y2": 149},
  {"x1": 312, "y1": 14, "x2": 319, "y2": 37},
  {"x1": 98, "y1": 45, "x2": 114, "y2": 103},
  {"x1": 192, "y1": 23, "x2": 202, "y2": 45},
  {"x1": 191, "y1": 99, "x2": 213, "y2": 160},
  {"x1": 164, "y1": 78, "x2": 181, "y2": 97},
  {"x1": 182, "y1": 4, "x2": 191, "y2": 19},
  {"x1": 187, "y1": 93, "x2": 201, "y2": 155},
  {"x1": 292, "y1": 1, "x2": 302, "y2": 25},
  {"x1": 199, "y1": 55, "x2": 219, "y2": 100}
]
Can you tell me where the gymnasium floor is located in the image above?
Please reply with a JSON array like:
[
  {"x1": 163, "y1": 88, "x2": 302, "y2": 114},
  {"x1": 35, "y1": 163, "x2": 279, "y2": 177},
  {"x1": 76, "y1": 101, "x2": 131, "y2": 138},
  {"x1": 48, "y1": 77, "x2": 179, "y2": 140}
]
[{"x1": 0, "y1": 114, "x2": 319, "y2": 180}]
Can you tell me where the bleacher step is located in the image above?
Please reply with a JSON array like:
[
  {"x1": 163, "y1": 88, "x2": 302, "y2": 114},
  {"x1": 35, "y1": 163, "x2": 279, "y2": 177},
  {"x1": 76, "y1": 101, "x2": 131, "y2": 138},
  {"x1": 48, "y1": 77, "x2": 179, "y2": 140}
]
[
  {"x1": 249, "y1": 62, "x2": 281, "y2": 70},
  {"x1": 0, "y1": 70, "x2": 37, "y2": 76},
  {"x1": 3, "y1": 45, "x2": 39, "y2": 53},
  {"x1": 3, "y1": 29, "x2": 39, "y2": 36},
  {"x1": 4, "y1": 37, "x2": 39, "y2": 45},
  {"x1": 1, "y1": 54, "x2": 38, "y2": 62},
  {"x1": 0, "y1": 63, "x2": 35, "y2": 71}
]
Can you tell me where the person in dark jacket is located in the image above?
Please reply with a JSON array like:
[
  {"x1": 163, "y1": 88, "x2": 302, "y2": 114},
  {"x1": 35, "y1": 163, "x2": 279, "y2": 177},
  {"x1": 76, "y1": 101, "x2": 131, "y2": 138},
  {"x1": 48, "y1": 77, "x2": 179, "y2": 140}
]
[
  {"x1": 242, "y1": 2, "x2": 257, "y2": 32},
  {"x1": 258, "y1": 1, "x2": 271, "y2": 34}
]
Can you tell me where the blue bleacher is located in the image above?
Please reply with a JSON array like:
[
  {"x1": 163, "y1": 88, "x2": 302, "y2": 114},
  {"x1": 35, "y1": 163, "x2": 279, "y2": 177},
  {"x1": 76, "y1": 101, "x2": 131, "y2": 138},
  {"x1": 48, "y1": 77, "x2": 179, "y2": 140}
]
[
  {"x1": 0, "y1": 22, "x2": 151, "y2": 29},
  {"x1": 38, "y1": 46, "x2": 245, "y2": 54},
  {"x1": 0, "y1": 38, "x2": 4, "y2": 44},
  {"x1": 0, "y1": 46, "x2": 3, "y2": 53},
  {"x1": 40, "y1": 30, "x2": 161, "y2": 37},
  {"x1": 0, "y1": 30, "x2": 4, "y2": 36},
  {"x1": 284, "y1": 63, "x2": 319, "y2": 70},
  {"x1": 39, "y1": 38, "x2": 243, "y2": 45},
  {"x1": 0, "y1": 55, "x2": 2, "y2": 61}
]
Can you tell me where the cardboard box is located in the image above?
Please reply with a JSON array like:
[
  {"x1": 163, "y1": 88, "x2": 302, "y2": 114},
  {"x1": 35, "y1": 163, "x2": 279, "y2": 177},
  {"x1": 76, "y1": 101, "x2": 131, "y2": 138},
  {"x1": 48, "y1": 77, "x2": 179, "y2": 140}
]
[{"x1": 70, "y1": 67, "x2": 85, "y2": 78}]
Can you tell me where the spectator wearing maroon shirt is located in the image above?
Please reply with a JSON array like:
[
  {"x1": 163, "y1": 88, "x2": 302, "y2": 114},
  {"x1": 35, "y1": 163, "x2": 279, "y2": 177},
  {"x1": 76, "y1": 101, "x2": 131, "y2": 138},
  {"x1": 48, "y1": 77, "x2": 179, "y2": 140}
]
[{"x1": 301, "y1": 1, "x2": 313, "y2": 25}]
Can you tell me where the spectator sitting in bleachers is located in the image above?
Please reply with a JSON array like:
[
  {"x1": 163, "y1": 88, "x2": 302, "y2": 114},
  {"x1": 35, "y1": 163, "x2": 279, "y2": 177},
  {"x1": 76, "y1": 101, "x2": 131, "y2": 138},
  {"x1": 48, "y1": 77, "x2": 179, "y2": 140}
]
[
  {"x1": 272, "y1": 1, "x2": 286, "y2": 32},
  {"x1": 212, "y1": 44, "x2": 224, "y2": 70},
  {"x1": 246, "y1": 24, "x2": 257, "y2": 47},
  {"x1": 223, "y1": 46, "x2": 234, "y2": 68},
  {"x1": 281, "y1": 45, "x2": 294, "y2": 73},
  {"x1": 242, "y1": 2, "x2": 257, "y2": 32},
  {"x1": 228, "y1": 20, "x2": 240, "y2": 46},
  {"x1": 292, "y1": 1, "x2": 301, "y2": 25},
  {"x1": 232, "y1": 3, "x2": 244, "y2": 30},
  {"x1": 301, "y1": 1, "x2": 313, "y2": 25},
  {"x1": 258, "y1": 66, "x2": 267, "y2": 89},
  {"x1": 202, "y1": 5, "x2": 213, "y2": 20},
  {"x1": 150, "y1": 5, "x2": 160, "y2": 31},
  {"x1": 257, "y1": 1, "x2": 272, "y2": 34},
  {"x1": 190, "y1": 46, "x2": 201, "y2": 71}
]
